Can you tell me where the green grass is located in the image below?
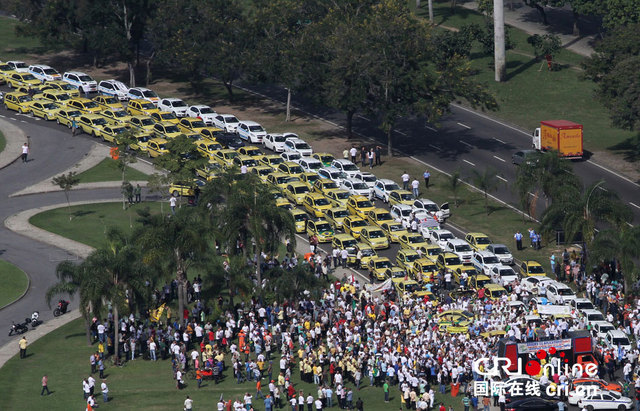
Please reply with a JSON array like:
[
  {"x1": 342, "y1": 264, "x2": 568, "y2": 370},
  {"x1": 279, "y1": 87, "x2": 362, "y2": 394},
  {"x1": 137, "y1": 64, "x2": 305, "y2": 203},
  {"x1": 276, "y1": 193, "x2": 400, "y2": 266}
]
[
  {"x1": 30, "y1": 202, "x2": 168, "y2": 249},
  {"x1": 0, "y1": 259, "x2": 29, "y2": 308},
  {"x1": 0, "y1": 130, "x2": 6, "y2": 155},
  {"x1": 0, "y1": 16, "x2": 45, "y2": 60},
  {"x1": 75, "y1": 158, "x2": 149, "y2": 184},
  {"x1": 0, "y1": 317, "x2": 464, "y2": 411}
]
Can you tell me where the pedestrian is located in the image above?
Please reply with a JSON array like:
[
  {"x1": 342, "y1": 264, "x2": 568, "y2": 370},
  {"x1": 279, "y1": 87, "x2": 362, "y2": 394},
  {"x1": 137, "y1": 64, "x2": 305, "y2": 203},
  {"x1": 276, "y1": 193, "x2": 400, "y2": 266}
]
[
  {"x1": 90, "y1": 353, "x2": 96, "y2": 374},
  {"x1": 41, "y1": 375, "x2": 51, "y2": 396},
  {"x1": 383, "y1": 380, "x2": 389, "y2": 402},
  {"x1": 360, "y1": 147, "x2": 367, "y2": 167},
  {"x1": 411, "y1": 179, "x2": 420, "y2": 199},
  {"x1": 355, "y1": 398, "x2": 363, "y2": 411},
  {"x1": 19, "y1": 336, "x2": 27, "y2": 358},
  {"x1": 134, "y1": 184, "x2": 142, "y2": 203},
  {"x1": 350, "y1": 146, "x2": 357, "y2": 163},
  {"x1": 21, "y1": 142, "x2": 29, "y2": 163},
  {"x1": 340, "y1": 248, "x2": 348, "y2": 269},
  {"x1": 550, "y1": 254, "x2": 556, "y2": 274},
  {"x1": 514, "y1": 231, "x2": 523, "y2": 251},
  {"x1": 170, "y1": 196, "x2": 177, "y2": 215},
  {"x1": 185, "y1": 395, "x2": 194, "y2": 411},
  {"x1": 375, "y1": 146, "x2": 381, "y2": 166},
  {"x1": 72, "y1": 119, "x2": 78, "y2": 136},
  {"x1": 462, "y1": 395, "x2": 470, "y2": 411},
  {"x1": 482, "y1": 396, "x2": 490, "y2": 411},
  {"x1": 98, "y1": 358, "x2": 104, "y2": 378},
  {"x1": 101, "y1": 380, "x2": 109, "y2": 403},
  {"x1": 87, "y1": 394, "x2": 96, "y2": 410},
  {"x1": 265, "y1": 394, "x2": 274, "y2": 411},
  {"x1": 369, "y1": 149, "x2": 374, "y2": 169},
  {"x1": 423, "y1": 169, "x2": 430, "y2": 189},
  {"x1": 401, "y1": 172, "x2": 410, "y2": 190}
]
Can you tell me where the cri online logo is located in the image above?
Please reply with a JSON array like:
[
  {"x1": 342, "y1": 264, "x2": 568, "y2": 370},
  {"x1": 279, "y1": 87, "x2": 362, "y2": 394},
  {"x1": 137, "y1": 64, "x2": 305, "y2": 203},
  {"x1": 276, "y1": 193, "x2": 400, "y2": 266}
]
[{"x1": 524, "y1": 347, "x2": 566, "y2": 376}]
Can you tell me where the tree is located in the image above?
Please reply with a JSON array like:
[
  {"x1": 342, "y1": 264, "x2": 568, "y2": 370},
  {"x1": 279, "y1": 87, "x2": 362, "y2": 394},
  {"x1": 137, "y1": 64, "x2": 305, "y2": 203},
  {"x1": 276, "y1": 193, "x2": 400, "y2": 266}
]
[
  {"x1": 527, "y1": 34, "x2": 562, "y2": 70},
  {"x1": 114, "y1": 132, "x2": 138, "y2": 210},
  {"x1": 52, "y1": 171, "x2": 80, "y2": 221},
  {"x1": 264, "y1": 264, "x2": 324, "y2": 302},
  {"x1": 590, "y1": 226, "x2": 640, "y2": 294},
  {"x1": 448, "y1": 170, "x2": 462, "y2": 207},
  {"x1": 472, "y1": 167, "x2": 500, "y2": 214}
]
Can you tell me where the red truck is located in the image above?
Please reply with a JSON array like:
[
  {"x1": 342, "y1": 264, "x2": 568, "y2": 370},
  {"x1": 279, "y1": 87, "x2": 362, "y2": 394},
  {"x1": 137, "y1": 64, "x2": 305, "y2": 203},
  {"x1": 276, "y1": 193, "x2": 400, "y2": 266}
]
[{"x1": 533, "y1": 120, "x2": 583, "y2": 159}]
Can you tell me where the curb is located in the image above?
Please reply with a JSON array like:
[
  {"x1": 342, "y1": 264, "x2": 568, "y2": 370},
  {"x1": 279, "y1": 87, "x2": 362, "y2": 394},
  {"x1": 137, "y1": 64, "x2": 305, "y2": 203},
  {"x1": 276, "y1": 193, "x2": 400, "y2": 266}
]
[
  {"x1": 9, "y1": 180, "x2": 150, "y2": 198},
  {"x1": 0, "y1": 118, "x2": 27, "y2": 170},
  {"x1": 0, "y1": 263, "x2": 31, "y2": 311}
]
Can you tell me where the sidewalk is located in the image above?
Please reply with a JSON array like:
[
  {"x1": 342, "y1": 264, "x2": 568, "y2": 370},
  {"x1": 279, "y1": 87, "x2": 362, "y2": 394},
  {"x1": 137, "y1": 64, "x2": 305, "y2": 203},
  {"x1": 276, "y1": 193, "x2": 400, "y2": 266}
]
[
  {"x1": 460, "y1": 0, "x2": 596, "y2": 57},
  {"x1": 0, "y1": 118, "x2": 26, "y2": 169}
]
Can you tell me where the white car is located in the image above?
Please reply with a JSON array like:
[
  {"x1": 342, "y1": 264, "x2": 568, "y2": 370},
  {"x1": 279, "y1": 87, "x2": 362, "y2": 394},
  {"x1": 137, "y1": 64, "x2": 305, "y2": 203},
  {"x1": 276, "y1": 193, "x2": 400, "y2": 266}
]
[
  {"x1": 413, "y1": 198, "x2": 450, "y2": 222},
  {"x1": 545, "y1": 281, "x2": 577, "y2": 304},
  {"x1": 7, "y1": 61, "x2": 29, "y2": 72},
  {"x1": 263, "y1": 133, "x2": 289, "y2": 152},
  {"x1": 390, "y1": 204, "x2": 413, "y2": 222},
  {"x1": 341, "y1": 179, "x2": 372, "y2": 197},
  {"x1": 185, "y1": 105, "x2": 217, "y2": 124},
  {"x1": 331, "y1": 159, "x2": 360, "y2": 178},
  {"x1": 485, "y1": 244, "x2": 513, "y2": 265},
  {"x1": 127, "y1": 87, "x2": 159, "y2": 104},
  {"x1": 213, "y1": 114, "x2": 240, "y2": 133},
  {"x1": 490, "y1": 265, "x2": 519, "y2": 286},
  {"x1": 571, "y1": 298, "x2": 595, "y2": 313},
  {"x1": 604, "y1": 330, "x2": 632, "y2": 353},
  {"x1": 97, "y1": 79, "x2": 129, "y2": 101},
  {"x1": 237, "y1": 120, "x2": 267, "y2": 144},
  {"x1": 428, "y1": 229, "x2": 456, "y2": 249},
  {"x1": 591, "y1": 321, "x2": 615, "y2": 340},
  {"x1": 373, "y1": 179, "x2": 401, "y2": 203},
  {"x1": 520, "y1": 276, "x2": 554, "y2": 294},
  {"x1": 298, "y1": 157, "x2": 323, "y2": 173},
  {"x1": 582, "y1": 309, "x2": 606, "y2": 326},
  {"x1": 577, "y1": 391, "x2": 632, "y2": 410},
  {"x1": 158, "y1": 98, "x2": 189, "y2": 117},
  {"x1": 318, "y1": 167, "x2": 347, "y2": 185},
  {"x1": 283, "y1": 137, "x2": 313, "y2": 156},
  {"x1": 472, "y1": 250, "x2": 502, "y2": 276},
  {"x1": 28, "y1": 64, "x2": 61, "y2": 82},
  {"x1": 444, "y1": 239, "x2": 472, "y2": 264},
  {"x1": 62, "y1": 71, "x2": 98, "y2": 92},
  {"x1": 281, "y1": 151, "x2": 302, "y2": 163},
  {"x1": 354, "y1": 172, "x2": 377, "y2": 188}
]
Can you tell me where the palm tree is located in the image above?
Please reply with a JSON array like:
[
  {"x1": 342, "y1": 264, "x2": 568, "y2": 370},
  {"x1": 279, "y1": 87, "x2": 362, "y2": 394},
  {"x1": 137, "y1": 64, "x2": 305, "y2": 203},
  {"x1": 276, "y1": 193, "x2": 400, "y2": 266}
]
[
  {"x1": 472, "y1": 167, "x2": 500, "y2": 215},
  {"x1": 448, "y1": 170, "x2": 462, "y2": 207},
  {"x1": 590, "y1": 226, "x2": 640, "y2": 293}
]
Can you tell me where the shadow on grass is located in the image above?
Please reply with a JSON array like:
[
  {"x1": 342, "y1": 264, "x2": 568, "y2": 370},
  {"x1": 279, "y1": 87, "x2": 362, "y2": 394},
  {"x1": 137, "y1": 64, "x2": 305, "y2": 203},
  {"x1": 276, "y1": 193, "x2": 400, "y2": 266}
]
[
  {"x1": 65, "y1": 333, "x2": 86, "y2": 339},
  {"x1": 608, "y1": 135, "x2": 640, "y2": 163},
  {"x1": 72, "y1": 210, "x2": 95, "y2": 218}
]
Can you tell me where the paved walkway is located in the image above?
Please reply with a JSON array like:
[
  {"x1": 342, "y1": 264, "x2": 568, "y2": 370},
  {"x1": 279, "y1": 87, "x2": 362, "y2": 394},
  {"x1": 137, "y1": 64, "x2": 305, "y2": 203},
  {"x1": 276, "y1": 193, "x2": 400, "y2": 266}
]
[
  {"x1": 0, "y1": 117, "x2": 27, "y2": 169},
  {"x1": 461, "y1": 0, "x2": 596, "y2": 57}
]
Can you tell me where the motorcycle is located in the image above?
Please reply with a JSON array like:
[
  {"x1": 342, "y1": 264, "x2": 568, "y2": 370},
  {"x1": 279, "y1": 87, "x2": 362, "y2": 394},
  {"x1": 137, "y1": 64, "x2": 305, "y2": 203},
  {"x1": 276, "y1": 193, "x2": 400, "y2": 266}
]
[
  {"x1": 27, "y1": 311, "x2": 42, "y2": 328},
  {"x1": 53, "y1": 300, "x2": 69, "y2": 317},
  {"x1": 8, "y1": 321, "x2": 28, "y2": 336}
]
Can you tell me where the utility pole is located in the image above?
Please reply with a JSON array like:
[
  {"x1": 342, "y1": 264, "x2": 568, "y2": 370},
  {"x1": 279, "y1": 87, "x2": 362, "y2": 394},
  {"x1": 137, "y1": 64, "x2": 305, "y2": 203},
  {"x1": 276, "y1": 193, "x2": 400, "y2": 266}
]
[{"x1": 494, "y1": 0, "x2": 506, "y2": 82}]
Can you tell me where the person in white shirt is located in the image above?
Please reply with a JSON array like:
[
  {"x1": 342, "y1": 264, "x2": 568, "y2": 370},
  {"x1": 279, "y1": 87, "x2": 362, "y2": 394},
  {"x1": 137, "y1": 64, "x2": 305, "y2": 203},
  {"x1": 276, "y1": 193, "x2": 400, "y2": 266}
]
[
  {"x1": 241, "y1": 164, "x2": 248, "y2": 174},
  {"x1": 411, "y1": 179, "x2": 420, "y2": 198},
  {"x1": 100, "y1": 380, "x2": 109, "y2": 402},
  {"x1": 184, "y1": 395, "x2": 194, "y2": 411},
  {"x1": 170, "y1": 196, "x2": 177, "y2": 214},
  {"x1": 149, "y1": 339, "x2": 157, "y2": 361},
  {"x1": 401, "y1": 172, "x2": 410, "y2": 190}
]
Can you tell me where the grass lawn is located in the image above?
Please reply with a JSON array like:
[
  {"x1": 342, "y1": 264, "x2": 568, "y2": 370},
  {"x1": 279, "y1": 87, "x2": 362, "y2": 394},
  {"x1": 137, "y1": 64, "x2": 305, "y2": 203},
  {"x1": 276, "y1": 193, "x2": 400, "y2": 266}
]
[
  {"x1": 75, "y1": 158, "x2": 150, "y2": 184},
  {"x1": 0, "y1": 318, "x2": 465, "y2": 411},
  {"x1": 0, "y1": 130, "x2": 6, "y2": 155},
  {"x1": 0, "y1": 16, "x2": 45, "y2": 60},
  {"x1": 29, "y1": 202, "x2": 168, "y2": 249},
  {"x1": 0, "y1": 259, "x2": 29, "y2": 308}
]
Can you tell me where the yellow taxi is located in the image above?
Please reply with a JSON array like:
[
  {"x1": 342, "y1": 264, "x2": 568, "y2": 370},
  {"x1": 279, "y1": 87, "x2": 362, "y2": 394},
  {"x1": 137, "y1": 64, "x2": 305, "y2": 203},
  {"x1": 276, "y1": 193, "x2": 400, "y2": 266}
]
[
  {"x1": 468, "y1": 274, "x2": 492, "y2": 290},
  {"x1": 98, "y1": 125, "x2": 130, "y2": 144},
  {"x1": 129, "y1": 134, "x2": 151, "y2": 152},
  {"x1": 366, "y1": 208, "x2": 395, "y2": 228},
  {"x1": 520, "y1": 260, "x2": 547, "y2": 277},
  {"x1": 380, "y1": 222, "x2": 408, "y2": 243},
  {"x1": 100, "y1": 109, "x2": 133, "y2": 126},
  {"x1": 77, "y1": 114, "x2": 108, "y2": 136},
  {"x1": 385, "y1": 266, "x2": 408, "y2": 280},
  {"x1": 169, "y1": 180, "x2": 205, "y2": 197},
  {"x1": 195, "y1": 161, "x2": 222, "y2": 181},
  {"x1": 178, "y1": 117, "x2": 208, "y2": 133},
  {"x1": 465, "y1": 232, "x2": 492, "y2": 251},
  {"x1": 3, "y1": 92, "x2": 33, "y2": 113},
  {"x1": 195, "y1": 140, "x2": 222, "y2": 160},
  {"x1": 237, "y1": 145, "x2": 262, "y2": 158},
  {"x1": 398, "y1": 233, "x2": 430, "y2": 251},
  {"x1": 151, "y1": 111, "x2": 180, "y2": 125},
  {"x1": 359, "y1": 226, "x2": 389, "y2": 250},
  {"x1": 251, "y1": 165, "x2": 273, "y2": 183},
  {"x1": 312, "y1": 152, "x2": 335, "y2": 167},
  {"x1": 393, "y1": 279, "x2": 434, "y2": 300},
  {"x1": 302, "y1": 193, "x2": 332, "y2": 218},
  {"x1": 435, "y1": 252, "x2": 465, "y2": 273},
  {"x1": 395, "y1": 249, "x2": 421, "y2": 271},
  {"x1": 332, "y1": 234, "x2": 358, "y2": 255},
  {"x1": 259, "y1": 154, "x2": 285, "y2": 169},
  {"x1": 5, "y1": 71, "x2": 41, "y2": 88},
  {"x1": 15, "y1": 85, "x2": 46, "y2": 99},
  {"x1": 343, "y1": 216, "x2": 368, "y2": 239},
  {"x1": 198, "y1": 126, "x2": 225, "y2": 141},
  {"x1": 213, "y1": 149, "x2": 238, "y2": 168},
  {"x1": 346, "y1": 195, "x2": 375, "y2": 219},
  {"x1": 55, "y1": 108, "x2": 82, "y2": 127},
  {"x1": 353, "y1": 243, "x2": 377, "y2": 268},
  {"x1": 416, "y1": 244, "x2": 443, "y2": 259},
  {"x1": 278, "y1": 161, "x2": 304, "y2": 178},
  {"x1": 454, "y1": 265, "x2": 480, "y2": 284},
  {"x1": 289, "y1": 209, "x2": 308, "y2": 233},
  {"x1": 284, "y1": 182, "x2": 310, "y2": 205},
  {"x1": 324, "y1": 207, "x2": 350, "y2": 231},
  {"x1": 485, "y1": 284, "x2": 508, "y2": 300},
  {"x1": 232, "y1": 155, "x2": 258, "y2": 170},
  {"x1": 127, "y1": 116, "x2": 156, "y2": 134},
  {"x1": 127, "y1": 99, "x2": 160, "y2": 116},
  {"x1": 43, "y1": 80, "x2": 80, "y2": 96},
  {"x1": 29, "y1": 100, "x2": 61, "y2": 120},
  {"x1": 267, "y1": 173, "x2": 297, "y2": 191},
  {"x1": 67, "y1": 97, "x2": 102, "y2": 114},
  {"x1": 147, "y1": 138, "x2": 170, "y2": 158},
  {"x1": 435, "y1": 310, "x2": 475, "y2": 327},
  {"x1": 410, "y1": 258, "x2": 438, "y2": 283},
  {"x1": 312, "y1": 179, "x2": 340, "y2": 196},
  {"x1": 326, "y1": 189, "x2": 351, "y2": 208},
  {"x1": 368, "y1": 257, "x2": 393, "y2": 280},
  {"x1": 153, "y1": 122, "x2": 183, "y2": 139},
  {"x1": 275, "y1": 199, "x2": 295, "y2": 211},
  {"x1": 93, "y1": 95, "x2": 122, "y2": 110},
  {"x1": 41, "y1": 90, "x2": 73, "y2": 106},
  {"x1": 388, "y1": 190, "x2": 414, "y2": 206},
  {"x1": 299, "y1": 172, "x2": 320, "y2": 190},
  {"x1": 0, "y1": 62, "x2": 13, "y2": 82},
  {"x1": 306, "y1": 220, "x2": 335, "y2": 243}
]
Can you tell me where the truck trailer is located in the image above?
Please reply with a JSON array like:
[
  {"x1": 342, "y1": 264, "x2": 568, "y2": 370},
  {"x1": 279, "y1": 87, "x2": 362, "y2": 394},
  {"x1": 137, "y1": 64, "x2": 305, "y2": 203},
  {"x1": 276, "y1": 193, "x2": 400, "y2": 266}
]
[{"x1": 533, "y1": 120, "x2": 583, "y2": 159}]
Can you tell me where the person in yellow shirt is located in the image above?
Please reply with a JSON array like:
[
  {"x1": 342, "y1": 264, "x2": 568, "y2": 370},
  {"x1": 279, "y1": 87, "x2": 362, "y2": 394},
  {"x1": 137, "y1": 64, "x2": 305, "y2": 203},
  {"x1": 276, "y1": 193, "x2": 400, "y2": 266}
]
[{"x1": 19, "y1": 336, "x2": 27, "y2": 358}]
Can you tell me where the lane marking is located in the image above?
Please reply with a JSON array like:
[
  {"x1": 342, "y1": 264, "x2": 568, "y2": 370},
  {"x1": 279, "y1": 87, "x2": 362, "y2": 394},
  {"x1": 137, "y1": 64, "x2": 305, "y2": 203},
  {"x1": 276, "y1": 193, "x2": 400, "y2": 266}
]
[
  {"x1": 630, "y1": 202, "x2": 640, "y2": 210},
  {"x1": 457, "y1": 122, "x2": 471, "y2": 129},
  {"x1": 493, "y1": 137, "x2": 506, "y2": 144},
  {"x1": 463, "y1": 159, "x2": 476, "y2": 166},
  {"x1": 528, "y1": 192, "x2": 538, "y2": 198},
  {"x1": 597, "y1": 186, "x2": 608, "y2": 192},
  {"x1": 493, "y1": 155, "x2": 506, "y2": 162},
  {"x1": 428, "y1": 144, "x2": 441, "y2": 151},
  {"x1": 356, "y1": 115, "x2": 371, "y2": 122},
  {"x1": 496, "y1": 175, "x2": 508, "y2": 182},
  {"x1": 586, "y1": 160, "x2": 640, "y2": 188},
  {"x1": 626, "y1": 222, "x2": 635, "y2": 228},
  {"x1": 460, "y1": 140, "x2": 473, "y2": 148},
  {"x1": 426, "y1": 126, "x2": 437, "y2": 132},
  {"x1": 10, "y1": 118, "x2": 17, "y2": 121},
  {"x1": 396, "y1": 130, "x2": 407, "y2": 136}
]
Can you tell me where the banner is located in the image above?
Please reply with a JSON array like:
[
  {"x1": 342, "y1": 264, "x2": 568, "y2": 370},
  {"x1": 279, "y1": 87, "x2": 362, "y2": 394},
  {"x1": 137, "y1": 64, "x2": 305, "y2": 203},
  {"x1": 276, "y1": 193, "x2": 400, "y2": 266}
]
[{"x1": 517, "y1": 338, "x2": 572, "y2": 354}]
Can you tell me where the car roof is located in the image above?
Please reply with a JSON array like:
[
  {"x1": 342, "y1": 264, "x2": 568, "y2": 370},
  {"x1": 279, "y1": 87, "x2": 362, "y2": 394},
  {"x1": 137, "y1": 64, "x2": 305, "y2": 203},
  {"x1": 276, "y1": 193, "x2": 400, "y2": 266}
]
[
  {"x1": 607, "y1": 330, "x2": 627, "y2": 337},
  {"x1": 474, "y1": 250, "x2": 496, "y2": 257},
  {"x1": 332, "y1": 159, "x2": 354, "y2": 164},
  {"x1": 286, "y1": 137, "x2": 306, "y2": 143},
  {"x1": 29, "y1": 64, "x2": 53, "y2": 68},
  {"x1": 163, "y1": 97, "x2": 184, "y2": 101},
  {"x1": 523, "y1": 260, "x2": 542, "y2": 265},
  {"x1": 447, "y1": 238, "x2": 467, "y2": 245},
  {"x1": 64, "y1": 71, "x2": 89, "y2": 75},
  {"x1": 241, "y1": 120, "x2": 261, "y2": 126},
  {"x1": 416, "y1": 198, "x2": 436, "y2": 204},
  {"x1": 130, "y1": 86, "x2": 152, "y2": 91},
  {"x1": 393, "y1": 204, "x2": 412, "y2": 210},
  {"x1": 376, "y1": 178, "x2": 395, "y2": 184},
  {"x1": 488, "y1": 243, "x2": 508, "y2": 248}
]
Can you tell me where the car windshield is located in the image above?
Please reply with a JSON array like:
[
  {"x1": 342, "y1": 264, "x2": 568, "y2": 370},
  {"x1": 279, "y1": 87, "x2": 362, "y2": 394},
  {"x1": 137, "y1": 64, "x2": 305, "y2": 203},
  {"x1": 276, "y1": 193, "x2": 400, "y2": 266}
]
[
  {"x1": 54, "y1": 94, "x2": 70, "y2": 100},
  {"x1": 588, "y1": 313, "x2": 605, "y2": 321},
  {"x1": 272, "y1": 135, "x2": 286, "y2": 142},
  {"x1": 368, "y1": 230, "x2": 384, "y2": 238},
  {"x1": 93, "y1": 118, "x2": 107, "y2": 125},
  {"x1": 228, "y1": 138, "x2": 243, "y2": 145},
  {"x1": 172, "y1": 100, "x2": 187, "y2": 107},
  {"x1": 165, "y1": 125, "x2": 180, "y2": 133},
  {"x1": 141, "y1": 102, "x2": 156, "y2": 109},
  {"x1": 333, "y1": 210, "x2": 349, "y2": 218},
  {"x1": 84, "y1": 101, "x2": 99, "y2": 108},
  {"x1": 112, "y1": 110, "x2": 128, "y2": 117},
  {"x1": 244, "y1": 149, "x2": 260, "y2": 156},
  {"x1": 66, "y1": 110, "x2": 81, "y2": 117},
  {"x1": 499, "y1": 269, "x2": 516, "y2": 277},
  {"x1": 305, "y1": 175, "x2": 319, "y2": 183},
  {"x1": 376, "y1": 212, "x2": 393, "y2": 221},
  {"x1": 242, "y1": 159, "x2": 257, "y2": 167},
  {"x1": 293, "y1": 214, "x2": 306, "y2": 222},
  {"x1": 315, "y1": 198, "x2": 330, "y2": 206},
  {"x1": 423, "y1": 203, "x2": 439, "y2": 212},
  {"x1": 112, "y1": 128, "x2": 127, "y2": 134},
  {"x1": 306, "y1": 162, "x2": 321, "y2": 170},
  {"x1": 357, "y1": 200, "x2": 373, "y2": 208},
  {"x1": 385, "y1": 183, "x2": 400, "y2": 191},
  {"x1": 157, "y1": 144, "x2": 166, "y2": 150},
  {"x1": 136, "y1": 136, "x2": 149, "y2": 142},
  {"x1": 102, "y1": 97, "x2": 118, "y2": 104},
  {"x1": 440, "y1": 233, "x2": 454, "y2": 240},
  {"x1": 388, "y1": 224, "x2": 404, "y2": 232},
  {"x1": 226, "y1": 152, "x2": 238, "y2": 159},
  {"x1": 390, "y1": 270, "x2": 406, "y2": 278},
  {"x1": 160, "y1": 113, "x2": 177, "y2": 120},
  {"x1": 360, "y1": 248, "x2": 375, "y2": 256},
  {"x1": 335, "y1": 192, "x2": 350, "y2": 199},
  {"x1": 599, "y1": 325, "x2": 613, "y2": 333},
  {"x1": 491, "y1": 289, "x2": 507, "y2": 297},
  {"x1": 407, "y1": 236, "x2": 423, "y2": 243},
  {"x1": 576, "y1": 302, "x2": 594, "y2": 310},
  {"x1": 17, "y1": 95, "x2": 32, "y2": 102},
  {"x1": 141, "y1": 118, "x2": 155, "y2": 126},
  {"x1": 342, "y1": 163, "x2": 358, "y2": 171},
  {"x1": 352, "y1": 182, "x2": 368, "y2": 190},
  {"x1": 79, "y1": 75, "x2": 93, "y2": 82},
  {"x1": 445, "y1": 257, "x2": 461, "y2": 265},
  {"x1": 224, "y1": 116, "x2": 239, "y2": 123},
  {"x1": 266, "y1": 157, "x2": 284, "y2": 165},
  {"x1": 315, "y1": 223, "x2": 332, "y2": 232},
  {"x1": 286, "y1": 153, "x2": 301, "y2": 160},
  {"x1": 351, "y1": 220, "x2": 367, "y2": 227},
  {"x1": 42, "y1": 103, "x2": 57, "y2": 109},
  {"x1": 323, "y1": 182, "x2": 338, "y2": 189},
  {"x1": 454, "y1": 244, "x2": 472, "y2": 252},
  {"x1": 361, "y1": 175, "x2": 376, "y2": 182},
  {"x1": 276, "y1": 177, "x2": 288, "y2": 184},
  {"x1": 199, "y1": 107, "x2": 214, "y2": 114},
  {"x1": 20, "y1": 74, "x2": 35, "y2": 80},
  {"x1": 528, "y1": 265, "x2": 545, "y2": 274},
  {"x1": 376, "y1": 260, "x2": 392, "y2": 268},
  {"x1": 404, "y1": 283, "x2": 420, "y2": 293},
  {"x1": 60, "y1": 84, "x2": 75, "y2": 90},
  {"x1": 342, "y1": 239, "x2": 357, "y2": 248},
  {"x1": 256, "y1": 168, "x2": 270, "y2": 176},
  {"x1": 493, "y1": 246, "x2": 509, "y2": 254},
  {"x1": 43, "y1": 68, "x2": 58, "y2": 75},
  {"x1": 398, "y1": 209, "x2": 411, "y2": 217},
  {"x1": 189, "y1": 120, "x2": 207, "y2": 128},
  {"x1": 294, "y1": 186, "x2": 309, "y2": 194},
  {"x1": 483, "y1": 256, "x2": 500, "y2": 264},
  {"x1": 613, "y1": 337, "x2": 630, "y2": 345},
  {"x1": 476, "y1": 237, "x2": 491, "y2": 245},
  {"x1": 289, "y1": 166, "x2": 303, "y2": 174},
  {"x1": 427, "y1": 248, "x2": 441, "y2": 256},
  {"x1": 558, "y1": 288, "x2": 574, "y2": 296},
  {"x1": 0, "y1": 64, "x2": 10, "y2": 70},
  {"x1": 249, "y1": 125, "x2": 264, "y2": 132},
  {"x1": 142, "y1": 90, "x2": 158, "y2": 98}
]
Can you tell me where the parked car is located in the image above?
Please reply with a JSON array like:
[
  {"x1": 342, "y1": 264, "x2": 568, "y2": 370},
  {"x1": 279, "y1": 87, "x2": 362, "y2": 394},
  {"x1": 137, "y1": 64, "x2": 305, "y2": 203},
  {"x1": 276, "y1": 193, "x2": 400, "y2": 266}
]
[
  {"x1": 331, "y1": 159, "x2": 360, "y2": 178},
  {"x1": 444, "y1": 239, "x2": 473, "y2": 265},
  {"x1": 127, "y1": 87, "x2": 160, "y2": 104},
  {"x1": 237, "y1": 120, "x2": 267, "y2": 144},
  {"x1": 28, "y1": 64, "x2": 61, "y2": 82},
  {"x1": 485, "y1": 243, "x2": 513, "y2": 265},
  {"x1": 213, "y1": 114, "x2": 240, "y2": 132},
  {"x1": 472, "y1": 250, "x2": 502, "y2": 276},
  {"x1": 185, "y1": 105, "x2": 217, "y2": 124},
  {"x1": 98, "y1": 79, "x2": 130, "y2": 100},
  {"x1": 373, "y1": 179, "x2": 401, "y2": 203},
  {"x1": 158, "y1": 98, "x2": 189, "y2": 117},
  {"x1": 63, "y1": 71, "x2": 98, "y2": 92},
  {"x1": 412, "y1": 198, "x2": 450, "y2": 222},
  {"x1": 283, "y1": 137, "x2": 313, "y2": 156}
]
